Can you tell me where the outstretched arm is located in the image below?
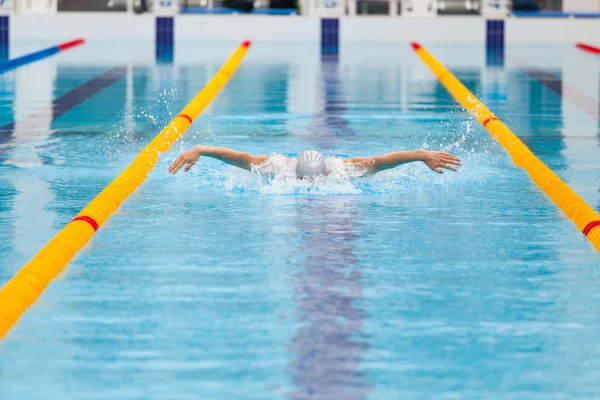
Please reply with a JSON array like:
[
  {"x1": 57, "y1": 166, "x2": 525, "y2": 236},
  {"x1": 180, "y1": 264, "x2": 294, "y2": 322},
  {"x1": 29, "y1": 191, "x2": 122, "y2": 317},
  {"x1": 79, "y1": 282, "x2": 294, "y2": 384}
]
[
  {"x1": 168, "y1": 145, "x2": 268, "y2": 174},
  {"x1": 346, "y1": 150, "x2": 461, "y2": 174}
]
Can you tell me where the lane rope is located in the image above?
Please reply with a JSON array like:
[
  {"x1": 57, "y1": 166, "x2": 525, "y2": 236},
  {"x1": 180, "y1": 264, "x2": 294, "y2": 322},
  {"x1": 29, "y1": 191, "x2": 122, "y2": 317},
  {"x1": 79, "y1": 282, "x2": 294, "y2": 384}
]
[
  {"x1": 0, "y1": 38, "x2": 85, "y2": 73},
  {"x1": 0, "y1": 40, "x2": 252, "y2": 340},
  {"x1": 411, "y1": 41, "x2": 600, "y2": 251},
  {"x1": 575, "y1": 42, "x2": 600, "y2": 55}
]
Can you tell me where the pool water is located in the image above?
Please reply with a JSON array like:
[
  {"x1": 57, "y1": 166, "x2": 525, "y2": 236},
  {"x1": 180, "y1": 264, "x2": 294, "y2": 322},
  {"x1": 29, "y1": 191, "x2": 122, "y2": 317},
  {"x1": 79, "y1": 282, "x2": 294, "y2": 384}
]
[{"x1": 1, "y1": 41, "x2": 600, "y2": 399}]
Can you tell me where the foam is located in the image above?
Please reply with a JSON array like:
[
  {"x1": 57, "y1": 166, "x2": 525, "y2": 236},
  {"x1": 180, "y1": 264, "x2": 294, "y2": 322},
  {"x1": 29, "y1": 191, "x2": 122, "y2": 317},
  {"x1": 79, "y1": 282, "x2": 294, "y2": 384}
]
[
  {"x1": 223, "y1": 154, "x2": 364, "y2": 195},
  {"x1": 218, "y1": 149, "x2": 495, "y2": 195}
]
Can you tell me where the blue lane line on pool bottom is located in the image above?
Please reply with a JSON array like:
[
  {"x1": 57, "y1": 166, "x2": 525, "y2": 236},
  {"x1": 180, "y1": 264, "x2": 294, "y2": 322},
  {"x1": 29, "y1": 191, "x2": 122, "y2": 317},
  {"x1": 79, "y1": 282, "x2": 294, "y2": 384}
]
[
  {"x1": 0, "y1": 66, "x2": 127, "y2": 147},
  {"x1": 0, "y1": 38, "x2": 85, "y2": 74}
]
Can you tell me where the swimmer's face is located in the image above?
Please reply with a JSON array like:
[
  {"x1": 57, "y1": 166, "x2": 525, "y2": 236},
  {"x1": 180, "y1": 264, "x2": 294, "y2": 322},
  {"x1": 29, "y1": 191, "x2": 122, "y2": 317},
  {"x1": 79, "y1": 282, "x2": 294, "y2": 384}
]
[{"x1": 296, "y1": 150, "x2": 326, "y2": 179}]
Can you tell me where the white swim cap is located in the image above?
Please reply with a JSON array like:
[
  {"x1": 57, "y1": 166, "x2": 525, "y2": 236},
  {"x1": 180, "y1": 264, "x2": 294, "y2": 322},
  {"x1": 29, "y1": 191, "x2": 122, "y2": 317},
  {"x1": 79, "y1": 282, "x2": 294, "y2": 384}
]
[{"x1": 296, "y1": 150, "x2": 326, "y2": 178}]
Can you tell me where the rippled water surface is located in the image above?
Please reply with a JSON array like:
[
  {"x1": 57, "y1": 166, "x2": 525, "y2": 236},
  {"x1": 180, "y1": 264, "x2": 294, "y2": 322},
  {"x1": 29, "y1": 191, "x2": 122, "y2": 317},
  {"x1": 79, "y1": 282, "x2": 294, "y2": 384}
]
[{"x1": 1, "y1": 41, "x2": 600, "y2": 399}]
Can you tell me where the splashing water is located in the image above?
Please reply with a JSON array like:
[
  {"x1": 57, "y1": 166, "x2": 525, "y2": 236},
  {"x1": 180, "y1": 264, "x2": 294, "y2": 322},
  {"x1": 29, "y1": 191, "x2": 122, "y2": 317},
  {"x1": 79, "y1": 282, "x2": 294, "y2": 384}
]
[
  {"x1": 217, "y1": 150, "x2": 493, "y2": 195},
  {"x1": 105, "y1": 86, "x2": 182, "y2": 161},
  {"x1": 224, "y1": 154, "x2": 364, "y2": 195}
]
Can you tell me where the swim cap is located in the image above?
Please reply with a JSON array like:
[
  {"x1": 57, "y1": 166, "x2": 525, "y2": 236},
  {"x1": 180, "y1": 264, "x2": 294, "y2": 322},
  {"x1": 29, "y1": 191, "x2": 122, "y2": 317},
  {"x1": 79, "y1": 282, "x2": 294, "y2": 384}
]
[{"x1": 296, "y1": 150, "x2": 326, "y2": 178}]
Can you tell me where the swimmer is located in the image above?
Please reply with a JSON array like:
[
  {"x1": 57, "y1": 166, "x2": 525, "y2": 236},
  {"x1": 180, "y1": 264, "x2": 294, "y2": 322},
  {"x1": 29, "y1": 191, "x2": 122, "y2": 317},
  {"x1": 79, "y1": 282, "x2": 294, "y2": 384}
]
[{"x1": 168, "y1": 145, "x2": 462, "y2": 177}]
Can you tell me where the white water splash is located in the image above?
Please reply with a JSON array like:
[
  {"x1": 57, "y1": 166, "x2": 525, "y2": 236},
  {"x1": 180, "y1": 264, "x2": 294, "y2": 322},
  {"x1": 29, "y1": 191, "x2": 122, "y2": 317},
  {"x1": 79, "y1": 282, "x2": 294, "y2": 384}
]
[{"x1": 224, "y1": 154, "x2": 365, "y2": 195}]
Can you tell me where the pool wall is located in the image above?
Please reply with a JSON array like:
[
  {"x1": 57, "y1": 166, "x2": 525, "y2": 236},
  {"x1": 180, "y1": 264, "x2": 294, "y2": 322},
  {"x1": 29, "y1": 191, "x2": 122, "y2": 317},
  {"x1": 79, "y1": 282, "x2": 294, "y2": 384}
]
[{"x1": 7, "y1": 14, "x2": 600, "y2": 44}]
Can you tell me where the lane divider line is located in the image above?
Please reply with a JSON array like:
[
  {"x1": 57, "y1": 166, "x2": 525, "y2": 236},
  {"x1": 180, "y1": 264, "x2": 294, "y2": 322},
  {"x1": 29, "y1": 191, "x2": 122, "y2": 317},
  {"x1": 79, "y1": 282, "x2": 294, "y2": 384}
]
[
  {"x1": 411, "y1": 41, "x2": 600, "y2": 251},
  {"x1": 0, "y1": 40, "x2": 251, "y2": 340},
  {"x1": 0, "y1": 66, "x2": 127, "y2": 149},
  {"x1": 0, "y1": 38, "x2": 85, "y2": 74},
  {"x1": 51, "y1": 66, "x2": 127, "y2": 121},
  {"x1": 576, "y1": 42, "x2": 600, "y2": 55},
  {"x1": 509, "y1": 57, "x2": 600, "y2": 121}
]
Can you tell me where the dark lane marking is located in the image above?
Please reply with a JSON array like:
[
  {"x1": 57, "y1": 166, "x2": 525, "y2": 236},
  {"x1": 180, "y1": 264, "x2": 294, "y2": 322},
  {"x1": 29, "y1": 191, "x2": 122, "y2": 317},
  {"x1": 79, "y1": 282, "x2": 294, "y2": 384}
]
[
  {"x1": 289, "y1": 58, "x2": 369, "y2": 398},
  {"x1": 51, "y1": 66, "x2": 127, "y2": 121},
  {"x1": 290, "y1": 200, "x2": 370, "y2": 399},
  {"x1": 518, "y1": 67, "x2": 563, "y2": 96},
  {"x1": 307, "y1": 56, "x2": 355, "y2": 149},
  {"x1": 515, "y1": 64, "x2": 600, "y2": 121},
  {"x1": 0, "y1": 66, "x2": 127, "y2": 147}
]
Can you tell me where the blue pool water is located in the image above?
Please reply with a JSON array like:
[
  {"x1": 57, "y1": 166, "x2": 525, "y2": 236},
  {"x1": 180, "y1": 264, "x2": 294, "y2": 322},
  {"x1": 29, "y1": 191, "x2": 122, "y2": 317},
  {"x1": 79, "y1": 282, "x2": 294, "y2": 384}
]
[{"x1": 1, "y1": 41, "x2": 600, "y2": 399}]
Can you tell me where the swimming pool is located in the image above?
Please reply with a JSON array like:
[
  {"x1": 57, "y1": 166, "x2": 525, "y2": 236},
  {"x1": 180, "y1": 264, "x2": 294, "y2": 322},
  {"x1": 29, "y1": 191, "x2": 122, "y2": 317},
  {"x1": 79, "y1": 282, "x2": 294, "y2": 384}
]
[{"x1": 1, "y1": 40, "x2": 600, "y2": 398}]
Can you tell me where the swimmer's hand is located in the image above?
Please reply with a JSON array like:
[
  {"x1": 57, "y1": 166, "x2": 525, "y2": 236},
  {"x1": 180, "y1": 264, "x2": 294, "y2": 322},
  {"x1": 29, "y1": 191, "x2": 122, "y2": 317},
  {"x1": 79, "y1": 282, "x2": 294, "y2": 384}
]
[
  {"x1": 422, "y1": 150, "x2": 462, "y2": 174},
  {"x1": 168, "y1": 146, "x2": 202, "y2": 174}
]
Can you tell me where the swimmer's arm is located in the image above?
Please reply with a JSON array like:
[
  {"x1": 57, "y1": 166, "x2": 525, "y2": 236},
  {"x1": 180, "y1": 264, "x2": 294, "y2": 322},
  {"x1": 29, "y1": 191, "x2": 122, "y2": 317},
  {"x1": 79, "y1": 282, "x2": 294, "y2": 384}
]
[
  {"x1": 346, "y1": 150, "x2": 461, "y2": 174},
  {"x1": 168, "y1": 145, "x2": 268, "y2": 174}
]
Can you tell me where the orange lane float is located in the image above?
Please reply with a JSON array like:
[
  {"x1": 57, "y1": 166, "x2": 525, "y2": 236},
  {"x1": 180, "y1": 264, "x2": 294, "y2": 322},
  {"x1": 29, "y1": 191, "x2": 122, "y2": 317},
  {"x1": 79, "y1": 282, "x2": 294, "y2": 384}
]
[
  {"x1": 411, "y1": 41, "x2": 600, "y2": 251},
  {"x1": 0, "y1": 40, "x2": 252, "y2": 340}
]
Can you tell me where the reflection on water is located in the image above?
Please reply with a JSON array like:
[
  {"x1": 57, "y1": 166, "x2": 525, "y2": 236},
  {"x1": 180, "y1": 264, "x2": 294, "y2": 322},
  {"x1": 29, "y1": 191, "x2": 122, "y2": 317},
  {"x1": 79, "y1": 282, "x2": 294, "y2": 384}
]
[{"x1": 308, "y1": 57, "x2": 354, "y2": 149}]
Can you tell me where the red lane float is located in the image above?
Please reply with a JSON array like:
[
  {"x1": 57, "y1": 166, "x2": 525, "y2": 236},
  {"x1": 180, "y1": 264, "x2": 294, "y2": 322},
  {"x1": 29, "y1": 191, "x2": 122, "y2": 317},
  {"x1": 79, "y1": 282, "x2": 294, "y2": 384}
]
[
  {"x1": 576, "y1": 43, "x2": 600, "y2": 55},
  {"x1": 58, "y1": 38, "x2": 86, "y2": 51},
  {"x1": 0, "y1": 38, "x2": 85, "y2": 73}
]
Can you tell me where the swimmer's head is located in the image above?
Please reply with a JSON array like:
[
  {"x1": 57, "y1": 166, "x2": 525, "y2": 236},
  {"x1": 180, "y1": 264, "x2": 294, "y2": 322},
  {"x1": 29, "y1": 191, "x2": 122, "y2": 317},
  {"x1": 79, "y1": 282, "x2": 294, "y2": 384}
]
[{"x1": 296, "y1": 150, "x2": 326, "y2": 178}]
